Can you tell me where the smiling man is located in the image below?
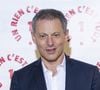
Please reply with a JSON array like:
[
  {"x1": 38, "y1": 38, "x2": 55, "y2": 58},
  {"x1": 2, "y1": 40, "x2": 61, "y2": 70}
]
[{"x1": 10, "y1": 9, "x2": 100, "y2": 90}]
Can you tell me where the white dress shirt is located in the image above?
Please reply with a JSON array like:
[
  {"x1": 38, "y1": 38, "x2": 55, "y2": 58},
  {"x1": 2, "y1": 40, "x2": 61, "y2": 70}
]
[{"x1": 42, "y1": 56, "x2": 66, "y2": 90}]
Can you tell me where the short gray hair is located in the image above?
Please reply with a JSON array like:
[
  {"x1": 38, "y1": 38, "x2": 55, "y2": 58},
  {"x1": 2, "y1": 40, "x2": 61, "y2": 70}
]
[{"x1": 32, "y1": 9, "x2": 67, "y2": 32}]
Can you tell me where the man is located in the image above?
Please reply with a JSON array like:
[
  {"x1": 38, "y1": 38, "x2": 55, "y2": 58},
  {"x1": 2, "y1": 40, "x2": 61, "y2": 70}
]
[{"x1": 10, "y1": 9, "x2": 100, "y2": 90}]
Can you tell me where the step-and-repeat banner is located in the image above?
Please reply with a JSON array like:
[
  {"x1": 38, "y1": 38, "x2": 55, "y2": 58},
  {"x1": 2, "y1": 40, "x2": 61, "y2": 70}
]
[{"x1": 0, "y1": 0, "x2": 100, "y2": 90}]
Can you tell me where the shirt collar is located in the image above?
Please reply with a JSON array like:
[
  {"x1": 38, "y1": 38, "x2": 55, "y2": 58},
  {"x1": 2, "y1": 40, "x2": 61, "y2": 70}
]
[{"x1": 42, "y1": 55, "x2": 66, "y2": 73}]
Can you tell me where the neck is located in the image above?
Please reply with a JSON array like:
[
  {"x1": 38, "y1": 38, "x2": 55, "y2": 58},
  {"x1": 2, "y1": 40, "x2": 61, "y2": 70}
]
[{"x1": 42, "y1": 53, "x2": 65, "y2": 75}]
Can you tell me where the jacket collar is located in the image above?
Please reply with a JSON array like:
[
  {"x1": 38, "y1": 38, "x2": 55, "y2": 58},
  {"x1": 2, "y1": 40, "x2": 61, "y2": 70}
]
[{"x1": 33, "y1": 54, "x2": 71, "y2": 90}]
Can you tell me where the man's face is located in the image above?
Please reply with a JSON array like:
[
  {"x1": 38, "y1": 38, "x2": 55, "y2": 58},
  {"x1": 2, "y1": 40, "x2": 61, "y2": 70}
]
[{"x1": 32, "y1": 19, "x2": 68, "y2": 62}]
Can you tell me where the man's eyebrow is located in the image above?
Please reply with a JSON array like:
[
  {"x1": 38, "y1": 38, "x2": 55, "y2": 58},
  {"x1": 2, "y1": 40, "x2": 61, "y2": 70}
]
[{"x1": 37, "y1": 33, "x2": 47, "y2": 35}]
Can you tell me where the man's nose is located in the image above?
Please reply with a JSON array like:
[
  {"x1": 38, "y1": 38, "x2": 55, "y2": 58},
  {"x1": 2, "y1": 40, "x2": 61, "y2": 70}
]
[{"x1": 47, "y1": 36, "x2": 54, "y2": 47}]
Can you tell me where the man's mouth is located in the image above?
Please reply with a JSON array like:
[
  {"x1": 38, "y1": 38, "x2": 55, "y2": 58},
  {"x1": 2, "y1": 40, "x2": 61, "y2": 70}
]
[{"x1": 46, "y1": 48, "x2": 56, "y2": 54}]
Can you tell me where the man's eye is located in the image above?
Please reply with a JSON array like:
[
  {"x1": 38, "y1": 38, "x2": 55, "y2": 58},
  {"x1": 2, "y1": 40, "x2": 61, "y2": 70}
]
[
  {"x1": 53, "y1": 33, "x2": 60, "y2": 37},
  {"x1": 39, "y1": 34, "x2": 47, "y2": 39},
  {"x1": 40, "y1": 35, "x2": 45, "y2": 37}
]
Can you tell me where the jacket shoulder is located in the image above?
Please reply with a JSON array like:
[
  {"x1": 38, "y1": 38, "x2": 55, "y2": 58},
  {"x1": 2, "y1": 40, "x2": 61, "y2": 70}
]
[
  {"x1": 13, "y1": 59, "x2": 41, "y2": 76},
  {"x1": 68, "y1": 57, "x2": 98, "y2": 71}
]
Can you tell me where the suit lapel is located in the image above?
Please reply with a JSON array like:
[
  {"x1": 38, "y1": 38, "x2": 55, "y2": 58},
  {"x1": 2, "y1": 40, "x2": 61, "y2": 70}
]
[
  {"x1": 33, "y1": 59, "x2": 47, "y2": 90},
  {"x1": 33, "y1": 55, "x2": 73, "y2": 90},
  {"x1": 65, "y1": 55, "x2": 72, "y2": 90},
  {"x1": 65, "y1": 55, "x2": 80, "y2": 90}
]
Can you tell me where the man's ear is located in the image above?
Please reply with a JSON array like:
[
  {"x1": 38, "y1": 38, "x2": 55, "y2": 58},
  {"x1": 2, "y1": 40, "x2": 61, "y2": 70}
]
[
  {"x1": 31, "y1": 32, "x2": 36, "y2": 43},
  {"x1": 65, "y1": 29, "x2": 71, "y2": 42}
]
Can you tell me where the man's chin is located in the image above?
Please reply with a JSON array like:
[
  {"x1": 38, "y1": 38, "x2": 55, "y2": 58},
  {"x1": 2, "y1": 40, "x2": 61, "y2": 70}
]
[{"x1": 43, "y1": 55, "x2": 58, "y2": 62}]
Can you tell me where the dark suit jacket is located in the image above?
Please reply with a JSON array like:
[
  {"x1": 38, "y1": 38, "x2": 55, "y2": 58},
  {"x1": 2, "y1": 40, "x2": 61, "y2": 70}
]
[{"x1": 10, "y1": 55, "x2": 100, "y2": 90}]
